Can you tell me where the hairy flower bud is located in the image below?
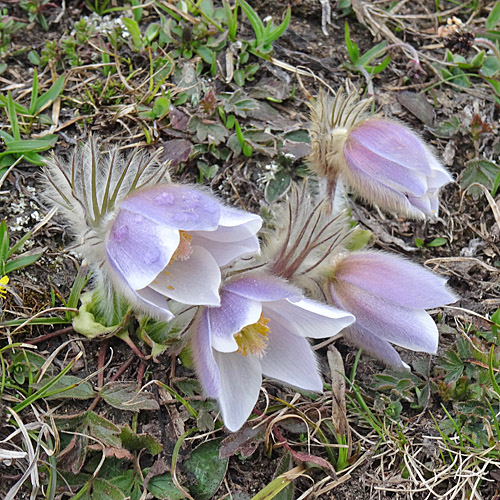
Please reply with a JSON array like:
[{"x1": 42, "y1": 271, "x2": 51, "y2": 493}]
[{"x1": 309, "y1": 89, "x2": 453, "y2": 218}]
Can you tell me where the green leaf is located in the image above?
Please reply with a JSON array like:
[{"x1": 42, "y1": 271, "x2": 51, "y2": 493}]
[
  {"x1": 430, "y1": 116, "x2": 460, "y2": 138},
  {"x1": 0, "y1": 136, "x2": 58, "y2": 155},
  {"x1": 119, "y1": 424, "x2": 162, "y2": 455},
  {"x1": 145, "y1": 23, "x2": 160, "y2": 42},
  {"x1": 437, "y1": 351, "x2": 464, "y2": 383},
  {"x1": 72, "y1": 291, "x2": 120, "y2": 338},
  {"x1": 357, "y1": 40, "x2": 386, "y2": 67},
  {"x1": 266, "y1": 6, "x2": 291, "y2": 43},
  {"x1": 92, "y1": 478, "x2": 127, "y2": 500},
  {"x1": 344, "y1": 22, "x2": 359, "y2": 63},
  {"x1": 0, "y1": 221, "x2": 9, "y2": 262},
  {"x1": 100, "y1": 382, "x2": 160, "y2": 412},
  {"x1": 28, "y1": 50, "x2": 41, "y2": 65},
  {"x1": 32, "y1": 374, "x2": 94, "y2": 400},
  {"x1": 265, "y1": 170, "x2": 291, "y2": 203},
  {"x1": 147, "y1": 474, "x2": 186, "y2": 499},
  {"x1": 345, "y1": 229, "x2": 372, "y2": 251},
  {"x1": 238, "y1": 0, "x2": 264, "y2": 41},
  {"x1": 425, "y1": 237, "x2": 447, "y2": 247},
  {"x1": 54, "y1": 411, "x2": 122, "y2": 448},
  {"x1": 480, "y1": 55, "x2": 500, "y2": 77},
  {"x1": 33, "y1": 75, "x2": 65, "y2": 114},
  {"x1": 29, "y1": 68, "x2": 39, "y2": 116},
  {"x1": 5, "y1": 253, "x2": 42, "y2": 274},
  {"x1": 460, "y1": 159, "x2": 500, "y2": 199},
  {"x1": 122, "y1": 18, "x2": 143, "y2": 49},
  {"x1": 487, "y1": 2, "x2": 500, "y2": 30},
  {"x1": 415, "y1": 237, "x2": 424, "y2": 248},
  {"x1": 6, "y1": 92, "x2": 20, "y2": 141},
  {"x1": 184, "y1": 439, "x2": 229, "y2": 500}
]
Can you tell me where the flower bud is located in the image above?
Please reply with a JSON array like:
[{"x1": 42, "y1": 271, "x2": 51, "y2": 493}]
[{"x1": 309, "y1": 90, "x2": 453, "y2": 218}]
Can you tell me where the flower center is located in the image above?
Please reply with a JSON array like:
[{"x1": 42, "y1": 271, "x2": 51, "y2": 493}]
[
  {"x1": 171, "y1": 231, "x2": 193, "y2": 262},
  {"x1": 234, "y1": 314, "x2": 270, "y2": 357}
]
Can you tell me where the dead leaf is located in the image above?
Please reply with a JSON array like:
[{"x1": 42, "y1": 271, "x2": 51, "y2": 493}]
[
  {"x1": 87, "y1": 444, "x2": 133, "y2": 460},
  {"x1": 396, "y1": 91, "x2": 435, "y2": 127},
  {"x1": 327, "y1": 345, "x2": 351, "y2": 456},
  {"x1": 219, "y1": 422, "x2": 266, "y2": 459}
]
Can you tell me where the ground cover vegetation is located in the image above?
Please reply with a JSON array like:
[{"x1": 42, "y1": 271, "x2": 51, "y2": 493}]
[{"x1": 0, "y1": 0, "x2": 500, "y2": 499}]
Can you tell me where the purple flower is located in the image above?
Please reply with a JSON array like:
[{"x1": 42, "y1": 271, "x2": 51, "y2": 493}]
[
  {"x1": 106, "y1": 185, "x2": 262, "y2": 320},
  {"x1": 328, "y1": 252, "x2": 457, "y2": 368},
  {"x1": 309, "y1": 90, "x2": 452, "y2": 218},
  {"x1": 191, "y1": 273, "x2": 355, "y2": 431},
  {"x1": 342, "y1": 119, "x2": 452, "y2": 218},
  {"x1": 43, "y1": 139, "x2": 262, "y2": 321}
]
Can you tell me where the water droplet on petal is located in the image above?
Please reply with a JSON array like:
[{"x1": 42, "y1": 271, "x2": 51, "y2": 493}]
[
  {"x1": 153, "y1": 192, "x2": 175, "y2": 206},
  {"x1": 143, "y1": 248, "x2": 160, "y2": 264},
  {"x1": 113, "y1": 225, "x2": 129, "y2": 242}
]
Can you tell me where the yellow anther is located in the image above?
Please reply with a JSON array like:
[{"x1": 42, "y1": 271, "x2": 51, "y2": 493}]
[
  {"x1": 170, "y1": 231, "x2": 193, "y2": 262},
  {"x1": 235, "y1": 314, "x2": 270, "y2": 357}
]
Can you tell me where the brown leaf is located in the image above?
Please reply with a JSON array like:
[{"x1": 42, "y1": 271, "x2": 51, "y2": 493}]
[
  {"x1": 327, "y1": 345, "x2": 351, "y2": 453},
  {"x1": 287, "y1": 448, "x2": 336, "y2": 476},
  {"x1": 161, "y1": 139, "x2": 193, "y2": 167},
  {"x1": 396, "y1": 91, "x2": 435, "y2": 127},
  {"x1": 219, "y1": 422, "x2": 265, "y2": 459},
  {"x1": 56, "y1": 433, "x2": 87, "y2": 474},
  {"x1": 87, "y1": 444, "x2": 134, "y2": 460}
]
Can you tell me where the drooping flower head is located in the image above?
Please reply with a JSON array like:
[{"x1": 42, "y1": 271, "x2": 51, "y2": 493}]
[
  {"x1": 327, "y1": 251, "x2": 458, "y2": 368},
  {"x1": 309, "y1": 89, "x2": 453, "y2": 218},
  {"x1": 191, "y1": 273, "x2": 355, "y2": 431},
  {"x1": 43, "y1": 138, "x2": 262, "y2": 321}
]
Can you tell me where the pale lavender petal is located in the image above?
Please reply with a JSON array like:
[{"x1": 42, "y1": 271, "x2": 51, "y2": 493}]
[
  {"x1": 149, "y1": 245, "x2": 221, "y2": 306},
  {"x1": 408, "y1": 194, "x2": 433, "y2": 214},
  {"x1": 119, "y1": 185, "x2": 221, "y2": 231},
  {"x1": 342, "y1": 325, "x2": 409, "y2": 369},
  {"x1": 192, "y1": 310, "x2": 221, "y2": 398},
  {"x1": 426, "y1": 152, "x2": 453, "y2": 188},
  {"x1": 349, "y1": 119, "x2": 432, "y2": 175},
  {"x1": 331, "y1": 281, "x2": 439, "y2": 353},
  {"x1": 191, "y1": 234, "x2": 260, "y2": 266},
  {"x1": 208, "y1": 290, "x2": 262, "y2": 353},
  {"x1": 225, "y1": 274, "x2": 302, "y2": 302},
  {"x1": 213, "y1": 350, "x2": 262, "y2": 432},
  {"x1": 261, "y1": 321, "x2": 323, "y2": 391},
  {"x1": 334, "y1": 252, "x2": 457, "y2": 309},
  {"x1": 344, "y1": 137, "x2": 428, "y2": 196},
  {"x1": 134, "y1": 287, "x2": 174, "y2": 321},
  {"x1": 264, "y1": 297, "x2": 355, "y2": 339},
  {"x1": 106, "y1": 209, "x2": 180, "y2": 290},
  {"x1": 204, "y1": 205, "x2": 262, "y2": 242}
]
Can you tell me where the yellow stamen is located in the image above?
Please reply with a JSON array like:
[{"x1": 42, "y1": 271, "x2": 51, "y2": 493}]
[
  {"x1": 235, "y1": 314, "x2": 270, "y2": 357},
  {"x1": 170, "y1": 231, "x2": 193, "y2": 262},
  {"x1": 0, "y1": 275, "x2": 9, "y2": 298}
]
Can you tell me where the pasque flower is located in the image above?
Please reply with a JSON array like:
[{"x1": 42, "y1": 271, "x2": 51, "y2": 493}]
[
  {"x1": 191, "y1": 273, "x2": 355, "y2": 431},
  {"x1": 309, "y1": 89, "x2": 453, "y2": 218},
  {"x1": 328, "y1": 251, "x2": 457, "y2": 368},
  {"x1": 43, "y1": 138, "x2": 262, "y2": 321}
]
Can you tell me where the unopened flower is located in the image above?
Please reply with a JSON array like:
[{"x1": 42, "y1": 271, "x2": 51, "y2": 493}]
[
  {"x1": 327, "y1": 251, "x2": 457, "y2": 368},
  {"x1": 309, "y1": 89, "x2": 453, "y2": 218},
  {"x1": 191, "y1": 273, "x2": 355, "y2": 431},
  {"x1": 43, "y1": 138, "x2": 262, "y2": 321}
]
